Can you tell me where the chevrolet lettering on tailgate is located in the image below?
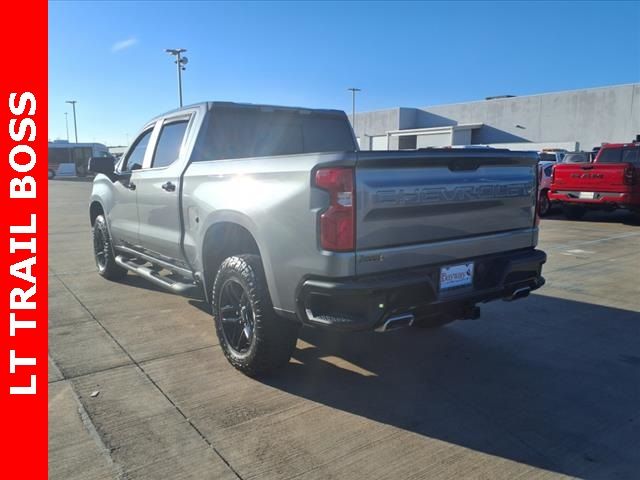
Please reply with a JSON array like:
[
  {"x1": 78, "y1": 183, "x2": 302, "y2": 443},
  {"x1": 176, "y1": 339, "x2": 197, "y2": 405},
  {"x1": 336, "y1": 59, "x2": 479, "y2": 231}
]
[{"x1": 374, "y1": 183, "x2": 533, "y2": 206}]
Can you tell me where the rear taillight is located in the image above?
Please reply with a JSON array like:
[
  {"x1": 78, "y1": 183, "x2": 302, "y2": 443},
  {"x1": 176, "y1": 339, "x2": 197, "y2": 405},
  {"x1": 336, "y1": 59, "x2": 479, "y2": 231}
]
[
  {"x1": 314, "y1": 167, "x2": 355, "y2": 251},
  {"x1": 623, "y1": 165, "x2": 636, "y2": 186}
]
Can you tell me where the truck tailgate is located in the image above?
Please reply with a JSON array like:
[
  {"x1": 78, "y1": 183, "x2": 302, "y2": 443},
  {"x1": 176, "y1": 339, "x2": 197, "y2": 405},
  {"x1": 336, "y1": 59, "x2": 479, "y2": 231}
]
[
  {"x1": 552, "y1": 163, "x2": 632, "y2": 192},
  {"x1": 355, "y1": 150, "x2": 537, "y2": 252}
]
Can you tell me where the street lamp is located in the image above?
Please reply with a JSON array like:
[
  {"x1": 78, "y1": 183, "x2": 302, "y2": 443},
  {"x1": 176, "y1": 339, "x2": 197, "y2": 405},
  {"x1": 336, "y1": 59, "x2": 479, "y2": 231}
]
[
  {"x1": 165, "y1": 48, "x2": 188, "y2": 107},
  {"x1": 65, "y1": 100, "x2": 78, "y2": 143},
  {"x1": 64, "y1": 112, "x2": 69, "y2": 141},
  {"x1": 347, "y1": 87, "x2": 361, "y2": 137}
]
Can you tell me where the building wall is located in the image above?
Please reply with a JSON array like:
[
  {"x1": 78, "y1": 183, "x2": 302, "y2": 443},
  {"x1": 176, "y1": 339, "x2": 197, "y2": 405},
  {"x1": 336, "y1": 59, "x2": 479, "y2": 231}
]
[{"x1": 351, "y1": 83, "x2": 640, "y2": 151}]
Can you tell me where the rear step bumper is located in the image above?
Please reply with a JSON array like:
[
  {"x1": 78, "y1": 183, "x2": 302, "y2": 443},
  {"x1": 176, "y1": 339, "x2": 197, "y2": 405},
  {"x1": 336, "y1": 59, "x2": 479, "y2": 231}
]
[{"x1": 296, "y1": 248, "x2": 546, "y2": 332}]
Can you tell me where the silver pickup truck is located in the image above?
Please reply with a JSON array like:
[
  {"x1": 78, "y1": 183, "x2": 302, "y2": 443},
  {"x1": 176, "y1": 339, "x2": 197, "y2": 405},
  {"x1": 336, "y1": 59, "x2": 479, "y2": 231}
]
[{"x1": 89, "y1": 102, "x2": 546, "y2": 376}]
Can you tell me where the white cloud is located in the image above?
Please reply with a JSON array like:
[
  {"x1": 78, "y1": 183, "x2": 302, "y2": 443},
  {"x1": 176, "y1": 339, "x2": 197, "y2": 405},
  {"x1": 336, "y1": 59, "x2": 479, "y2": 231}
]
[{"x1": 111, "y1": 37, "x2": 138, "y2": 53}]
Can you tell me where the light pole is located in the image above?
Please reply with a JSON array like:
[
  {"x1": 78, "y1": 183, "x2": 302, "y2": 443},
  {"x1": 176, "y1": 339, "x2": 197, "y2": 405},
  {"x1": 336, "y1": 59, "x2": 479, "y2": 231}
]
[
  {"x1": 64, "y1": 112, "x2": 69, "y2": 141},
  {"x1": 165, "y1": 48, "x2": 188, "y2": 107},
  {"x1": 347, "y1": 87, "x2": 361, "y2": 137},
  {"x1": 65, "y1": 100, "x2": 78, "y2": 142}
]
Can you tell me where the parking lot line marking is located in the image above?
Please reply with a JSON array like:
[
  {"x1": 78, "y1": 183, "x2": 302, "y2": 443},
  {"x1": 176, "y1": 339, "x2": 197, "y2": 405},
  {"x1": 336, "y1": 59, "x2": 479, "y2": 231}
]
[{"x1": 549, "y1": 231, "x2": 640, "y2": 251}]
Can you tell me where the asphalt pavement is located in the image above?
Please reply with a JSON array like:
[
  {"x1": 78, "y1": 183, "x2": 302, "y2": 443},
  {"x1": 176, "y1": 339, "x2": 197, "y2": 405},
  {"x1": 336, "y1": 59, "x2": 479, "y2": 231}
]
[{"x1": 49, "y1": 179, "x2": 640, "y2": 480}]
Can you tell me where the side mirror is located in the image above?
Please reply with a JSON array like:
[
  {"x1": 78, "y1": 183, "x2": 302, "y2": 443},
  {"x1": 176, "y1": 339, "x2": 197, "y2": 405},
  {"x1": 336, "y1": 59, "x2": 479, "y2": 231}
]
[{"x1": 88, "y1": 156, "x2": 115, "y2": 177}]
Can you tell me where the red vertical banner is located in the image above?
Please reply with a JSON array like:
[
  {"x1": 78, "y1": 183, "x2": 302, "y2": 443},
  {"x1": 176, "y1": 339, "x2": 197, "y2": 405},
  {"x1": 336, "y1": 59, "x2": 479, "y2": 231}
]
[{"x1": 0, "y1": 0, "x2": 48, "y2": 477}]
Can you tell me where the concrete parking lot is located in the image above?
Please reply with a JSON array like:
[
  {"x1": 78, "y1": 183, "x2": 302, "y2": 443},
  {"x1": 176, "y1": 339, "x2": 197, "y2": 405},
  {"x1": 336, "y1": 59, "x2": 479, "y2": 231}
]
[{"x1": 49, "y1": 179, "x2": 640, "y2": 480}]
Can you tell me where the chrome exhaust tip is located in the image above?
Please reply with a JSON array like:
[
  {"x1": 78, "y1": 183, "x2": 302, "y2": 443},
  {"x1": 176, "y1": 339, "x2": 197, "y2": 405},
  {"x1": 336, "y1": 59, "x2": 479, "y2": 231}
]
[
  {"x1": 504, "y1": 287, "x2": 531, "y2": 302},
  {"x1": 375, "y1": 313, "x2": 414, "y2": 333}
]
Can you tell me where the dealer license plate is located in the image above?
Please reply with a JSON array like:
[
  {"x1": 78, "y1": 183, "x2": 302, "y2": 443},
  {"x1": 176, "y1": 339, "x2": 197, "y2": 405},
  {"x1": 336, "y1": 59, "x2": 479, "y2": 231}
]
[{"x1": 439, "y1": 262, "x2": 474, "y2": 291}]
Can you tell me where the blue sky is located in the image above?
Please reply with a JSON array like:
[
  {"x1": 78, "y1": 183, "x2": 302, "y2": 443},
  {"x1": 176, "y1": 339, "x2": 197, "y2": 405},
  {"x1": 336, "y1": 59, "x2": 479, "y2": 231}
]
[{"x1": 49, "y1": 1, "x2": 640, "y2": 146}]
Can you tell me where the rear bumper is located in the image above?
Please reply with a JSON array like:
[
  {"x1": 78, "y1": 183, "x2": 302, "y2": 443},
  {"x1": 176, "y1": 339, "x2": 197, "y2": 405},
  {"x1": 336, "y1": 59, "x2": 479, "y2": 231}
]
[
  {"x1": 296, "y1": 248, "x2": 546, "y2": 331},
  {"x1": 549, "y1": 190, "x2": 640, "y2": 208}
]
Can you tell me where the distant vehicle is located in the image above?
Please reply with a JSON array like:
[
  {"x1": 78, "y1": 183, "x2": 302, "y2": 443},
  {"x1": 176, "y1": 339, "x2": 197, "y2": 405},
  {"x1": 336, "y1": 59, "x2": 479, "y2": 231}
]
[
  {"x1": 549, "y1": 142, "x2": 640, "y2": 220},
  {"x1": 88, "y1": 101, "x2": 546, "y2": 376},
  {"x1": 538, "y1": 149, "x2": 566, "y2": 163},
  {"x1": 48, "y1": 141, "x2": 110, "y2": 178},
  {"x1": 537, "y1": 160, "x2": 555, "y2": 216},
  {"x1": 562, "y1": 152, "x2": 591, "y2": 164}
]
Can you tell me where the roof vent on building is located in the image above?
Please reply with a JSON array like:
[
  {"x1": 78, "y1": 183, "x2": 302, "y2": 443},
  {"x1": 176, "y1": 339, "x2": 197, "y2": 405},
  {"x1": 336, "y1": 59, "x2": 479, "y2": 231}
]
[{"x1": 485, "y1": 95, "x2": 516, "y2": 100}]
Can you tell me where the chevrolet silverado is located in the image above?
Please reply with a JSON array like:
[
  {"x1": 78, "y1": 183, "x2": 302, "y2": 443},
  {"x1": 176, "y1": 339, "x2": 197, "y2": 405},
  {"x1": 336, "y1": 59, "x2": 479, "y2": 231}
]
[{"x1": 88, "y1": 102, "x2": 546, "y2": 375}]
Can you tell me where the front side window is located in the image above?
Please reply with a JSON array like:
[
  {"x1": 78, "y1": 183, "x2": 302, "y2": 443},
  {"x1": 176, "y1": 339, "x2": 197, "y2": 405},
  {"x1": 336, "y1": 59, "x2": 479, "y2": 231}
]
[
  {"x1": 123, "y1": 129, "x2": 153, "y2": 171},
  {"x1": 151, "y1": 120, "x2": 189, "y2": 168}
]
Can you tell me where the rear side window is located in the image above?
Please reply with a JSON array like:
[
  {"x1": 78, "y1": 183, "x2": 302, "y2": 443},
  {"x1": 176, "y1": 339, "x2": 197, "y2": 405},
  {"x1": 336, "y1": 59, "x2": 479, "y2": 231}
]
[
  {"x1": 597, "y1": 148, "x2": 622, "y2": 163},
  {"x1": 193, "y1": 107, "x2": 356, "y2": 161},
  {"x1": 152, "y1": 120, "x2": 189, "y2": 168}
]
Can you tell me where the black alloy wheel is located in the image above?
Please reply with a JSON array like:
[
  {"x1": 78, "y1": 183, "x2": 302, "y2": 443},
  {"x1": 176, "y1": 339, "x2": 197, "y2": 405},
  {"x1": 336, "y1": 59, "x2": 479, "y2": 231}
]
[
  {"x1": 93, "y1": 224, "x2": 108, "y2": 270},
  {"x1": 219, "y1": 278, "x2": 255, "y2": 355}
]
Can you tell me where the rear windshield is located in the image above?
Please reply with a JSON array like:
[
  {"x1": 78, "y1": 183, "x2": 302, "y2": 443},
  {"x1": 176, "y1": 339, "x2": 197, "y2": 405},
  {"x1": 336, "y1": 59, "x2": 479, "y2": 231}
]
[
  {"x1": 192, "y1": 106, "x2": 356, "y2": 161},
  {"x1": 539, "y1": 153, "x2": 557, "y2": 162},
  {"x1": 563, "y1": 153, "x2": 589, "y2": 163},
  {"x1": 597, "y1": 148, "x2": 623, "y2": 163}
]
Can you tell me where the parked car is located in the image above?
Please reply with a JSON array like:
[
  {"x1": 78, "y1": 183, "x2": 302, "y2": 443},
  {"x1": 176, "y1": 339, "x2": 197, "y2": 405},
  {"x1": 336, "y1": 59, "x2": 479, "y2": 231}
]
[
  {"x1": 549, "y1": 142, "x2": 640, "y2": 219},
  {"x1": 89, "y1": 102, "x2": 546, "y2": 376},
  {"x1": 537, "y1": 160, "x2": 555, "y2": 216}
]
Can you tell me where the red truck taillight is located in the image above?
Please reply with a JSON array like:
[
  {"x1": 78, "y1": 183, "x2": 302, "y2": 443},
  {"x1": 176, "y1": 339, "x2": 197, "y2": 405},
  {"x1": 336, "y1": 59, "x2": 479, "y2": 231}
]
[
  {"x1": 623, "y1": 165, "x2": 637, "y2": 186},
  {"x1": 314, "y1": 167, "x2": 355, "y2": 251}
]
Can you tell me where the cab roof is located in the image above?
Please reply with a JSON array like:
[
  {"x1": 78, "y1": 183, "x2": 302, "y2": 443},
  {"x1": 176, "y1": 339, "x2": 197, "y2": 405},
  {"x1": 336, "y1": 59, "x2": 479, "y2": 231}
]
[{"x1": 158, "y1": 101, "x2": 347, "y2": 119}]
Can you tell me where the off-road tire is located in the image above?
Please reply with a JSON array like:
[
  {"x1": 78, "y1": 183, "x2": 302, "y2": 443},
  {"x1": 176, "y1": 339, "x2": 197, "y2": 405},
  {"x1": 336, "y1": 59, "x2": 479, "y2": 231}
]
[
  {"x1": 212, "y1": 254, "x2": 299, "y2": 377},
  {"x1": 93, "y1": 215, "x2": 127, "y2": 280},
  {"x1": 563, "y1": 205, "x2": 587, "y2": 220}
]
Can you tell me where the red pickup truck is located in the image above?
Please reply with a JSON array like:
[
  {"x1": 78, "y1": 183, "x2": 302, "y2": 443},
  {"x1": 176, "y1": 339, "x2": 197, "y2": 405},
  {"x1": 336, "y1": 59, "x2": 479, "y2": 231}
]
[{"x1": 549, "y1": 142, "x2": 640, "y2": 220}]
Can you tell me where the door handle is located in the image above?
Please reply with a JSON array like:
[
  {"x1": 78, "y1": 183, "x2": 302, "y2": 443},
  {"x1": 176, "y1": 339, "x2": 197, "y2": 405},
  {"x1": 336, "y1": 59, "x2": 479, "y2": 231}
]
[{"x1": 162, "y1": 181, "x2": 176, "y2": 192}]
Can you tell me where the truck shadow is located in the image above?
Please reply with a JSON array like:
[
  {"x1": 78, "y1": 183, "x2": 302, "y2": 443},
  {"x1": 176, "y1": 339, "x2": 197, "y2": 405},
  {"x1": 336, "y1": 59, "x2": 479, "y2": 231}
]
[{"x1": 263, "y1": 294, "x2": 640, "y2": 479}]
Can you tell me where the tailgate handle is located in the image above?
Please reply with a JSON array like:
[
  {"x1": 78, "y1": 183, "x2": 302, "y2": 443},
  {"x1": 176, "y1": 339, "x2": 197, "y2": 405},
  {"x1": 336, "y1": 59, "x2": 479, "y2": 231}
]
[
  {"x1": 580, "y1": 165, "x2": 594, "y2": 170},
  {"x1": 448, "y1": 159, "x2": 480, "y2": 171}
]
